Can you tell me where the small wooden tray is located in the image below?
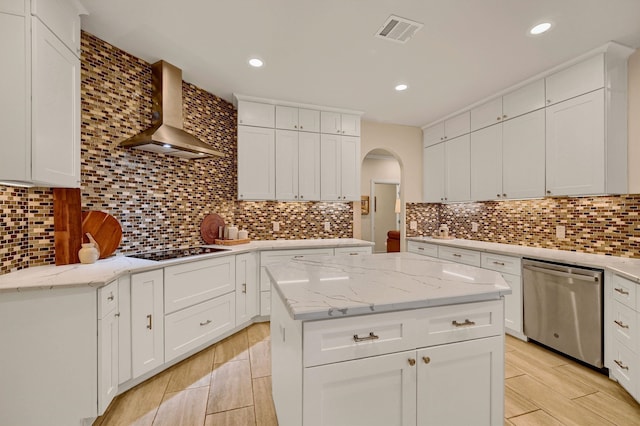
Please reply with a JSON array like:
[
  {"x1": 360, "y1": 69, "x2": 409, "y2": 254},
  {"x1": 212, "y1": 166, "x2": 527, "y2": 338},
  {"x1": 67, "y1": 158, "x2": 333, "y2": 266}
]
[
  {"x1": 214, "y1": 238, "x2": 251, "y2": 246},
  {"x1": 431, "y1": 235, "x2": 455, "y2": 240}
]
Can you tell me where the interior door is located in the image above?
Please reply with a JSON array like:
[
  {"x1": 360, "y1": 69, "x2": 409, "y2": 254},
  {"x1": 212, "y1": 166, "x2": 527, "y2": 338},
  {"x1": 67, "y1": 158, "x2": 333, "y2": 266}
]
[{"x1": 374, "y1": 183, "x2": 399, "y2": 253}]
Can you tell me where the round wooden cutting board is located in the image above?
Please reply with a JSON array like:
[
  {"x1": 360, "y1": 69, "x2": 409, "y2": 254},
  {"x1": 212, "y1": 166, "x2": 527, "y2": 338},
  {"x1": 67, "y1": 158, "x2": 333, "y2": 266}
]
[
  {"x1": 200, "y1": 214, "x2": 225, "y2": 244},
  {"x1": 81, "y1": 211, "x2": 123, "y2": 259}
]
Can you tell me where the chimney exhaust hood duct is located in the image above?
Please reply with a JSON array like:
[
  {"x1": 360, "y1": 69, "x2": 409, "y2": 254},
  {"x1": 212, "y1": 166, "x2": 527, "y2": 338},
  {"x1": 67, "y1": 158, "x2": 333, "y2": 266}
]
[{"x1": 119, "y1": 60, "x2": 223, "y2": 159}]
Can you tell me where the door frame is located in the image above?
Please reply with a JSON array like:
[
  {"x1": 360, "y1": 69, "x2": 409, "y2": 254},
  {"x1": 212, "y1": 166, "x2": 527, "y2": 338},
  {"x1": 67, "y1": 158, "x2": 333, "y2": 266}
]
[{"x1": 370, "y1": 179, "x2": 400, "y2": 252}]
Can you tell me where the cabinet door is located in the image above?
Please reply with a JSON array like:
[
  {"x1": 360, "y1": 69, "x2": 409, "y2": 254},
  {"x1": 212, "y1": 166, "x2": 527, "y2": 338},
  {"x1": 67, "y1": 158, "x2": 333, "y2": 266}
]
[
  {"x1": 545, "y1": 54, "x2": 604, "y2": 106},
  {"x1": 470, "y1": 98, "x2": 503, "y2": 132},
  {"x1": 470, "y1": 124, "x2": 502, "y2": 201},
  {"x1": 238, "y1": 101, "x2": 275, "y2": 127},
  {"x1": 341, "y1": 113, "x2": 361, "y2": 136},
  {"x1": 118, "y1": 275, "x2": 132, "y2": 385},
  {"x1": 236, "y1": 252, "x2": 258, "y2": 324},
  {"x1": 98, "y1": 309, "x2": 119, "y2": 415},
  {"x1": 546, "y1": 90, "x2": 605, "y2": 196},
  {"x1": 417, "y1": 336, "x2": 504, "y2": 426},
  {"x1": 502, "y1": 109, "x2": 546, "y2": 199},
  {"x1": 340, "y1": 136, "x2": 360, "y2": 201},
  {"x1": 423, "y1": 143, "x2": 445, "y2": 203},
  {"x1": 320, "y1": 111, "x2": 341, "y2": 135},
  {"x1": 298, "y1": 132, "x2": 321, "y2": 200},
  {"x1": 444, "y1": 112, "x2": 470, "y2": 139},
  {"x1": 131, "y1": 270, "x2": 164, "y2": 379},
  {"x1": 303, "y1": 350, "x2": 417, "y2": 426},
  {"x1": 423, "y1": 122, "x2": 445, "y2": 147},
  {"x1": 275, "y1": 129, "x2": 299, "y2": 200},
  {"x1": 0, "y1": 8, "x2": 29, "y2": 182},
  {"x1": 320, "y1": 133, "x2": 341, "y2": 201},
  {"x1": 30, "y1": 0, "x2": 81, "y2": 56},
  {"x1": 502, "y1": 79, "x2": 545, "y2": 119},
  {"x1": 299, "y1": 108, "x2": 320, "y2": 133},
  {"x1": 501, "y1": 272, "x2": 522, "y2": 334},
  {"x1": 445, "y1": 135, "x2": 470, "y2": 202},
  {"x1": 31, "y1": 18, "x2": 81, "y2": 187},
  {"x1": 238, "y1": 125, "x2": 275, "y2": 200},
  {"x1": 275, "y1": 105, "x2": 298, "y2": 130}
]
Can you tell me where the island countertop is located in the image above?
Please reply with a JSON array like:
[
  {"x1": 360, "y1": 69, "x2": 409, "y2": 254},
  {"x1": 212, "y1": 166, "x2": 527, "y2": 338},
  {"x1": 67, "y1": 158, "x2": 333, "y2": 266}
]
[{"x1": 266, "y1": 252, "x2": 511, "y2": 321}]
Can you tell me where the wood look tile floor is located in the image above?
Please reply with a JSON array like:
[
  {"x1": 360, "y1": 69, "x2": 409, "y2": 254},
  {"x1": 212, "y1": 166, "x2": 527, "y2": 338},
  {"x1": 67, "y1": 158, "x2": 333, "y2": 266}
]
[{"x1": 94, "y1": 325, "x2": 640, "y2": 426}]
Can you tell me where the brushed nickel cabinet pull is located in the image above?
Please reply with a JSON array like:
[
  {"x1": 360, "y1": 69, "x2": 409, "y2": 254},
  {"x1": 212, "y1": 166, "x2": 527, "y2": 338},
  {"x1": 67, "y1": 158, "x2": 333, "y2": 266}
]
[
  {"x1": 418, "y1": 247, "x2": 425, "y2": 251},
  {"x1": 294, "y1": 255, "x2": 304, "y2": 258},
  {"x1": 614, "y1": 287, "x2": 630, "y2": 295},
  {"x1": 493, "y1": 261, "x2": 505, "y2": 266},
  {"x1": 452, "y1": 253, "x2": 462, "y2": 258},
  {"x1": 115, "y1": 313, "x2": 120, "y2": 318},
  {"x1": 614, "y1": 320, "x2": 629, "y2": 329},
  {"x1": 146, "y1": 314, "x2": 152, "y2": 330},
  {"x1": 107, "y1": 293, "x2": 114, "y2": 301},
  {"x1": 614, "y1": 359, "x2": 629, "y2": 370},
  {"x1": 452, "y1": 319, "x2": 476, "y2": 327},
  {"x1": 200, "y1": 319, "x2": 212, "y2": 326},
  {"x1": 353, "y1": 332, "x2": 379, "y2": 342},
  {"x1": 408, "y1": 358, "x2": 416, "y2": 366},
  {"x1": 242, "y1": 283, "x2": 247, "y2": 294},
  {"x1": 422, "y1": 356, "x2": 431, "y2": 364}
]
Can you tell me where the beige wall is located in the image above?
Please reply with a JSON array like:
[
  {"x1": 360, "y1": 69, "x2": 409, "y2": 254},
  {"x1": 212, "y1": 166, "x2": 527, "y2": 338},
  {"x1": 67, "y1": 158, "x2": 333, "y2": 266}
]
[
  {"x1": 628, "y1": 49, "x2": 640, "y2": 193},
  {"x1": 360, "y1": 155, "x2": 401, "y2": 241}
]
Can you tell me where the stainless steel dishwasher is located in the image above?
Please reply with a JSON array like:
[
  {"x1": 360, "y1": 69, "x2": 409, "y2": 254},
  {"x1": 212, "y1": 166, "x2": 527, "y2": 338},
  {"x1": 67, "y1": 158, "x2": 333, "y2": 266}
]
[{"x1": 522, "y1": 258, "x2": 604, "y2": 368}]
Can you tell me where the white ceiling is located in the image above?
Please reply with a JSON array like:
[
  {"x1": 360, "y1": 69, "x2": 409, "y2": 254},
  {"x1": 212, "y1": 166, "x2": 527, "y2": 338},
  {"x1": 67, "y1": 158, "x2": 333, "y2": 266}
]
[{"x1": 80, "y1": 0, "x2": 640, "y2": 128}]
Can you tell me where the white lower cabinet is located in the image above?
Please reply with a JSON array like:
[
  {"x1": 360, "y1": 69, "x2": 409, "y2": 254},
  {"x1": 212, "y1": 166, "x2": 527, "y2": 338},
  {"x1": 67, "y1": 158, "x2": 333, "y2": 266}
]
[
  {"x1": 98, "y1": 281, "x2": 119, "y2": 415},
  {"x1": 131, "y1": 269, "x2": 164, "y2": 379},
  {"x1": 236, "y1": 252, "x2": 259, "y2": 324}
]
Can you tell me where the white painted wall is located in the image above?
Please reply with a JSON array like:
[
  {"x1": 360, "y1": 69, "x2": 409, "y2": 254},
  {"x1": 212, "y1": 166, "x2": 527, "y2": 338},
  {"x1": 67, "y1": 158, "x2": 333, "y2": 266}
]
[
  {"x1": 628, "y1": 49, "x2": 640, "y2": 193},
  {"x1": 360, "y1": 155, "x2": 400, "y2": 242}
]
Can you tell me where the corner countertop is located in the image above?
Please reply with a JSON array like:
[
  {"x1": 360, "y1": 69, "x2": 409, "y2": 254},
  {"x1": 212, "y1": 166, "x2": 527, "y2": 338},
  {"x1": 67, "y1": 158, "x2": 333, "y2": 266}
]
[
  {"x1": 406, "y1": 236, "x2": 640, "y2": 284},
  {"x1": 0, "y1": 238, "x2": 373, "y2": 293},
  {"x1": 267, "y1": 252, "x2": 511, "y2": 321}
]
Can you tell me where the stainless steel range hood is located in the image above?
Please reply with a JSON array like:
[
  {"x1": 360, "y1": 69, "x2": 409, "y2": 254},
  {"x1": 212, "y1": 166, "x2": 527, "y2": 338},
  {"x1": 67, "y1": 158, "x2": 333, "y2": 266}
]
[{"x1": 119, "y1": 60, "x2": 223, "y2": 159}]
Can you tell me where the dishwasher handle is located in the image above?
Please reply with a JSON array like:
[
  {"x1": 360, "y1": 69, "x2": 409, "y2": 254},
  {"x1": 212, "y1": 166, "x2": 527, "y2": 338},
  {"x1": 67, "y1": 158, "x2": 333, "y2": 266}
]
[{"x1": 523, "y1": 264, "x2": 599, "y2": 282}]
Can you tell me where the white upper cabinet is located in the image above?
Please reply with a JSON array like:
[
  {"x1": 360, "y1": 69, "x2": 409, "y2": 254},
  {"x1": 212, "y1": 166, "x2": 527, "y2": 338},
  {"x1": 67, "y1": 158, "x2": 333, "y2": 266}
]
[
  {"x1": 237, "y1": 125, "x2": 275, "y2": 200},
  {"x1": 238, "y1": 101, "x2": 275, "y2": 127},
  {"x1": 339, "y1": 136, "x2": 361, "y2": 201},
  {"x1": 0, "y1": 0, "x2": 82, "y2": 188},
  {"x1": 470, "y1": 97, "x2": 503, "y2": 132},
  {"x1": 502, "y1": 79, "x2": 545, "y2": 120},
  {"x1": 298, "y1": 132, "x2": 321, "y2": 200},
  {"x1": 423, "y1": 143, "x2": 446, "y2": 203},
  {"x1": 545, "y1": 54, "x2": 604, "y2": 106},
  {"x1": 423, "y1": 112, "x2": 470, "y2": 147},
  {"x1": 445, "y1": 134, "x2": 471, "y2": 202},
  {"x1": 275, "y1": 129, "x2": 299, "y2": 200},
  {"x1": 320, "y1": 134, "x2": 360, "y2": 201},
  {"x1": 470, "y1": 124, "x2": 503, "y2": 201},
  {"x1": 321, "y1": 111, "x2": 360, "y2": 136},
  {"x1": 276, "y1": 106, "x2": 320, "y2": 132}
]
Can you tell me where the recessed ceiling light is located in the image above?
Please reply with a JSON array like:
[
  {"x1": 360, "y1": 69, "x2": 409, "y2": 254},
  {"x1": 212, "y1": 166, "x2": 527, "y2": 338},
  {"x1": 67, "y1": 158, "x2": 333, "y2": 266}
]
[
  {"x1": 163, "y1": 144, "x2": 172, "y2": 148},
  {"x1": 248, "y1": 58, "x2": 264, "y2": 68},
  {"x1": 530, "y1": 22, "x2": 552, "y2": 35},
  {"x1": 395, "y1": 84, "x2": 408, "y2": 91}
]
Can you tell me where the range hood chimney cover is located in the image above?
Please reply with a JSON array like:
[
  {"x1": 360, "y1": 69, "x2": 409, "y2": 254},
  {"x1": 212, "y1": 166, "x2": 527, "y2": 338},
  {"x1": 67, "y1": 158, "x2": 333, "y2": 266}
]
[{"x1": 119, "y1": 60, "x2": 223, "y2": 159}]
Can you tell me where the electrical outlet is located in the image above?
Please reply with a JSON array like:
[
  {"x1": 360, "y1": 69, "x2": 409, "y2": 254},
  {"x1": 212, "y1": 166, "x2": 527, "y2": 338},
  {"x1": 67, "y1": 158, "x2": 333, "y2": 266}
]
[
  {"x1": 472, "y1": 222, "x2": 479, "y2": 232},
  {"x1": 556, "y1": 225, "x2": 565, "y2": 239},
  {"x1": 272, "y1": 221, "x2": 280, "y2": 232},
  {"x1": 324, "y1": 222, "x2": 331, "y2": 232},
  {"x1": 410, "y1": 221, "x2": 417, "y2": 230}
]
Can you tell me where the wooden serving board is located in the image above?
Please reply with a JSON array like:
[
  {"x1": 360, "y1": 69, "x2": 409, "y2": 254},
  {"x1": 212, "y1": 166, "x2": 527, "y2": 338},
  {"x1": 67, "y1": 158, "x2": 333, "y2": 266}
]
[
  {"x1": 53, "y1": 188, "x2": 83, "y2": 265},
  {"x1": 81, "y1": 211, "x2": 123, "y2": 258},
  {"x1": 200, "y1": 214, "x2": 225, "y2": 244},
  {"x1": 214, "y1": 238, "x2": 251, "y2": 246}
]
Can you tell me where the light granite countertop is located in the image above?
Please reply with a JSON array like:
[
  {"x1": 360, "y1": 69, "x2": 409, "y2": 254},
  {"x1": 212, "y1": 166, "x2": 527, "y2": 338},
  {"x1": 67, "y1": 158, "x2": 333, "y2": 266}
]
[
  {"x1": 267, "y1": 252, "x2": 511, "y2": 321},
  {"x1": 407, "y1": 236, "x2": 640, "y2": 284},
  {"x1": 0, "y1": 238, "x2": 373, "y2": 293}
]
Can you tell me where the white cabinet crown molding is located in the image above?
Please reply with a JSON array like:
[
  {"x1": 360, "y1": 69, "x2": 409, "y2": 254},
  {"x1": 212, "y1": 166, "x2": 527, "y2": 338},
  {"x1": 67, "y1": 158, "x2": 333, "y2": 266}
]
[{"x1": 233, "y1": 93, "x2": 364, "y2": 116}]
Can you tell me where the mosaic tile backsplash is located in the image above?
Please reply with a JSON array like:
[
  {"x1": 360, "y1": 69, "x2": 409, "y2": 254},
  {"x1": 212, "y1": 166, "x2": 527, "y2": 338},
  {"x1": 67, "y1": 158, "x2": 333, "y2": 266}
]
[{"x1": 406, "y1": 195, "x2": 640, "y2": 258}]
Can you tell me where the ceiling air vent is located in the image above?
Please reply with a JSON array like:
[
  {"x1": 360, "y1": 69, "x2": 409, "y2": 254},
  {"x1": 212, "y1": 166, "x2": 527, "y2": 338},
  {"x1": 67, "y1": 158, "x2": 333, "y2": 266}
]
[{"x1": 375, "y1": 15, "x2": 423, "y2": 44}]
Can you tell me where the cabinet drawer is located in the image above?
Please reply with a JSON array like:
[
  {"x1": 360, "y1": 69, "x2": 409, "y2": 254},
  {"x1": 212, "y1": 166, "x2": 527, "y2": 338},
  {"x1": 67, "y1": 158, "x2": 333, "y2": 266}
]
[
  {"x1": 610, "y1": 338, "x2": 637, "y2": 399},
  {"x1": 407, "y1": 241, "x2": 438, "y2": 258},
  {"x1": 612, "y1": 274, "x2": 637, "y2": 310},
  {"x1": 438, "y1": 246, "x2": 480, "y2": 267},
  {"x1": 98, "y1": 280, "x2": 118, "y2": 318},
  {"x1": 334, "y1": 246, "x2": 372, "y2": 256},
  {"x1": 164, "y1": 256, "x2": 236, "y2": 314},
  {"x1": 415, "y1": 300, "x2": 503, "y2": 347},
  {"x1": 481, "y1": 252, "x2": 521, "y2": 276},
  {"x1": 612, "y1": 301, "x2": 638, "y2": 353},
  {"x1": 165, "y1": 293, "x2": 235, "y2": 362},
  {"x1": 303, "y1": 310, "x2": 417, "y2": 367},
  {"x1": 260, "y1": 248, "x2": 334, "y2": 291}
]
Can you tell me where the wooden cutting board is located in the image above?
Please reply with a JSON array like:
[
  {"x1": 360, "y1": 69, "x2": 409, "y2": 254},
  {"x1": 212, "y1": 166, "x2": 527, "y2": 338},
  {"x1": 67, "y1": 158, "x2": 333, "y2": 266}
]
[
  {"x1": 81, "y1": 211, "x2": 123, "y2": 259},
  {"x1": 200, "y1": 214, "x2": 225, "y2": 244},
  {"x1": 53, "y1": 188, "x2": 83, "y2": 265}
]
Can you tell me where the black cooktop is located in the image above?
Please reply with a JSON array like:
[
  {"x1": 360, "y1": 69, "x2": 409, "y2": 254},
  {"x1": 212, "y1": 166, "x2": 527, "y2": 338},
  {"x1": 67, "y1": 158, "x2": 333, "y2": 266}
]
[{"x1": 128, "y1": 247, "x2": 230, "y2": 262}]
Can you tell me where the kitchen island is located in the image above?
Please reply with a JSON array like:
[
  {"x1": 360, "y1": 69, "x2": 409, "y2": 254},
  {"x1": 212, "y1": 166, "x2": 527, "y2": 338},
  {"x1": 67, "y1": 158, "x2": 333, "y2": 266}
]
[{"x1": 268, "y1": 252, "x2": 511, "y2": 426}]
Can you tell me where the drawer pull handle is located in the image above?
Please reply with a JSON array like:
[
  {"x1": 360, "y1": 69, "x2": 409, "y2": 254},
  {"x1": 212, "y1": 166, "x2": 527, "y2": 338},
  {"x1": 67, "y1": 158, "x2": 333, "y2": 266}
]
[
  {"x1": 408, "y1": 358, "x2": 416, "y2": 366},
  {"x1": 492, "y1": 261, "x2": 505, "y2": 266},
  {"x1": 349, "y1": 252, "x2": 359, "y2": 256},
  {"x1": 422, "y1": 356, "x2": 431, "y2": 364},
  {"x1": 294, "y1": 255, "x2": 304, "y2": 258},
  {"x1": 418, "y1": 247, "x2": 424, "y2": 251},
  {"x1": 614, "y1": 287, "x2": 630, "y2": 296},
  {"x1": 614, "y1": 320, "x2": 629, "y2": 329},
  {"x1": 353, "y1": 332, "x2": 379, "y2": 342},
  {"x1": 200, "y1": 319, "x2": 212, "y2": 326},
  {"x1": 242, "y1": 283, "x2": 247, "y2": 293},
  {"x1": 614, "y1": 359, "x2": 629, "y2": 370},
  {"x1": 146, "y1": 314, "x2": 152, "y2": 330},
  {"x1": 452, "y1": 319, "x2": 476, "y2": 327},
  {"x1": 452, "y1": 253, "x2": 462, "y2": 258},
  {"x1": 107, "y1": 294, "x2": 114, "y2": 301}
]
